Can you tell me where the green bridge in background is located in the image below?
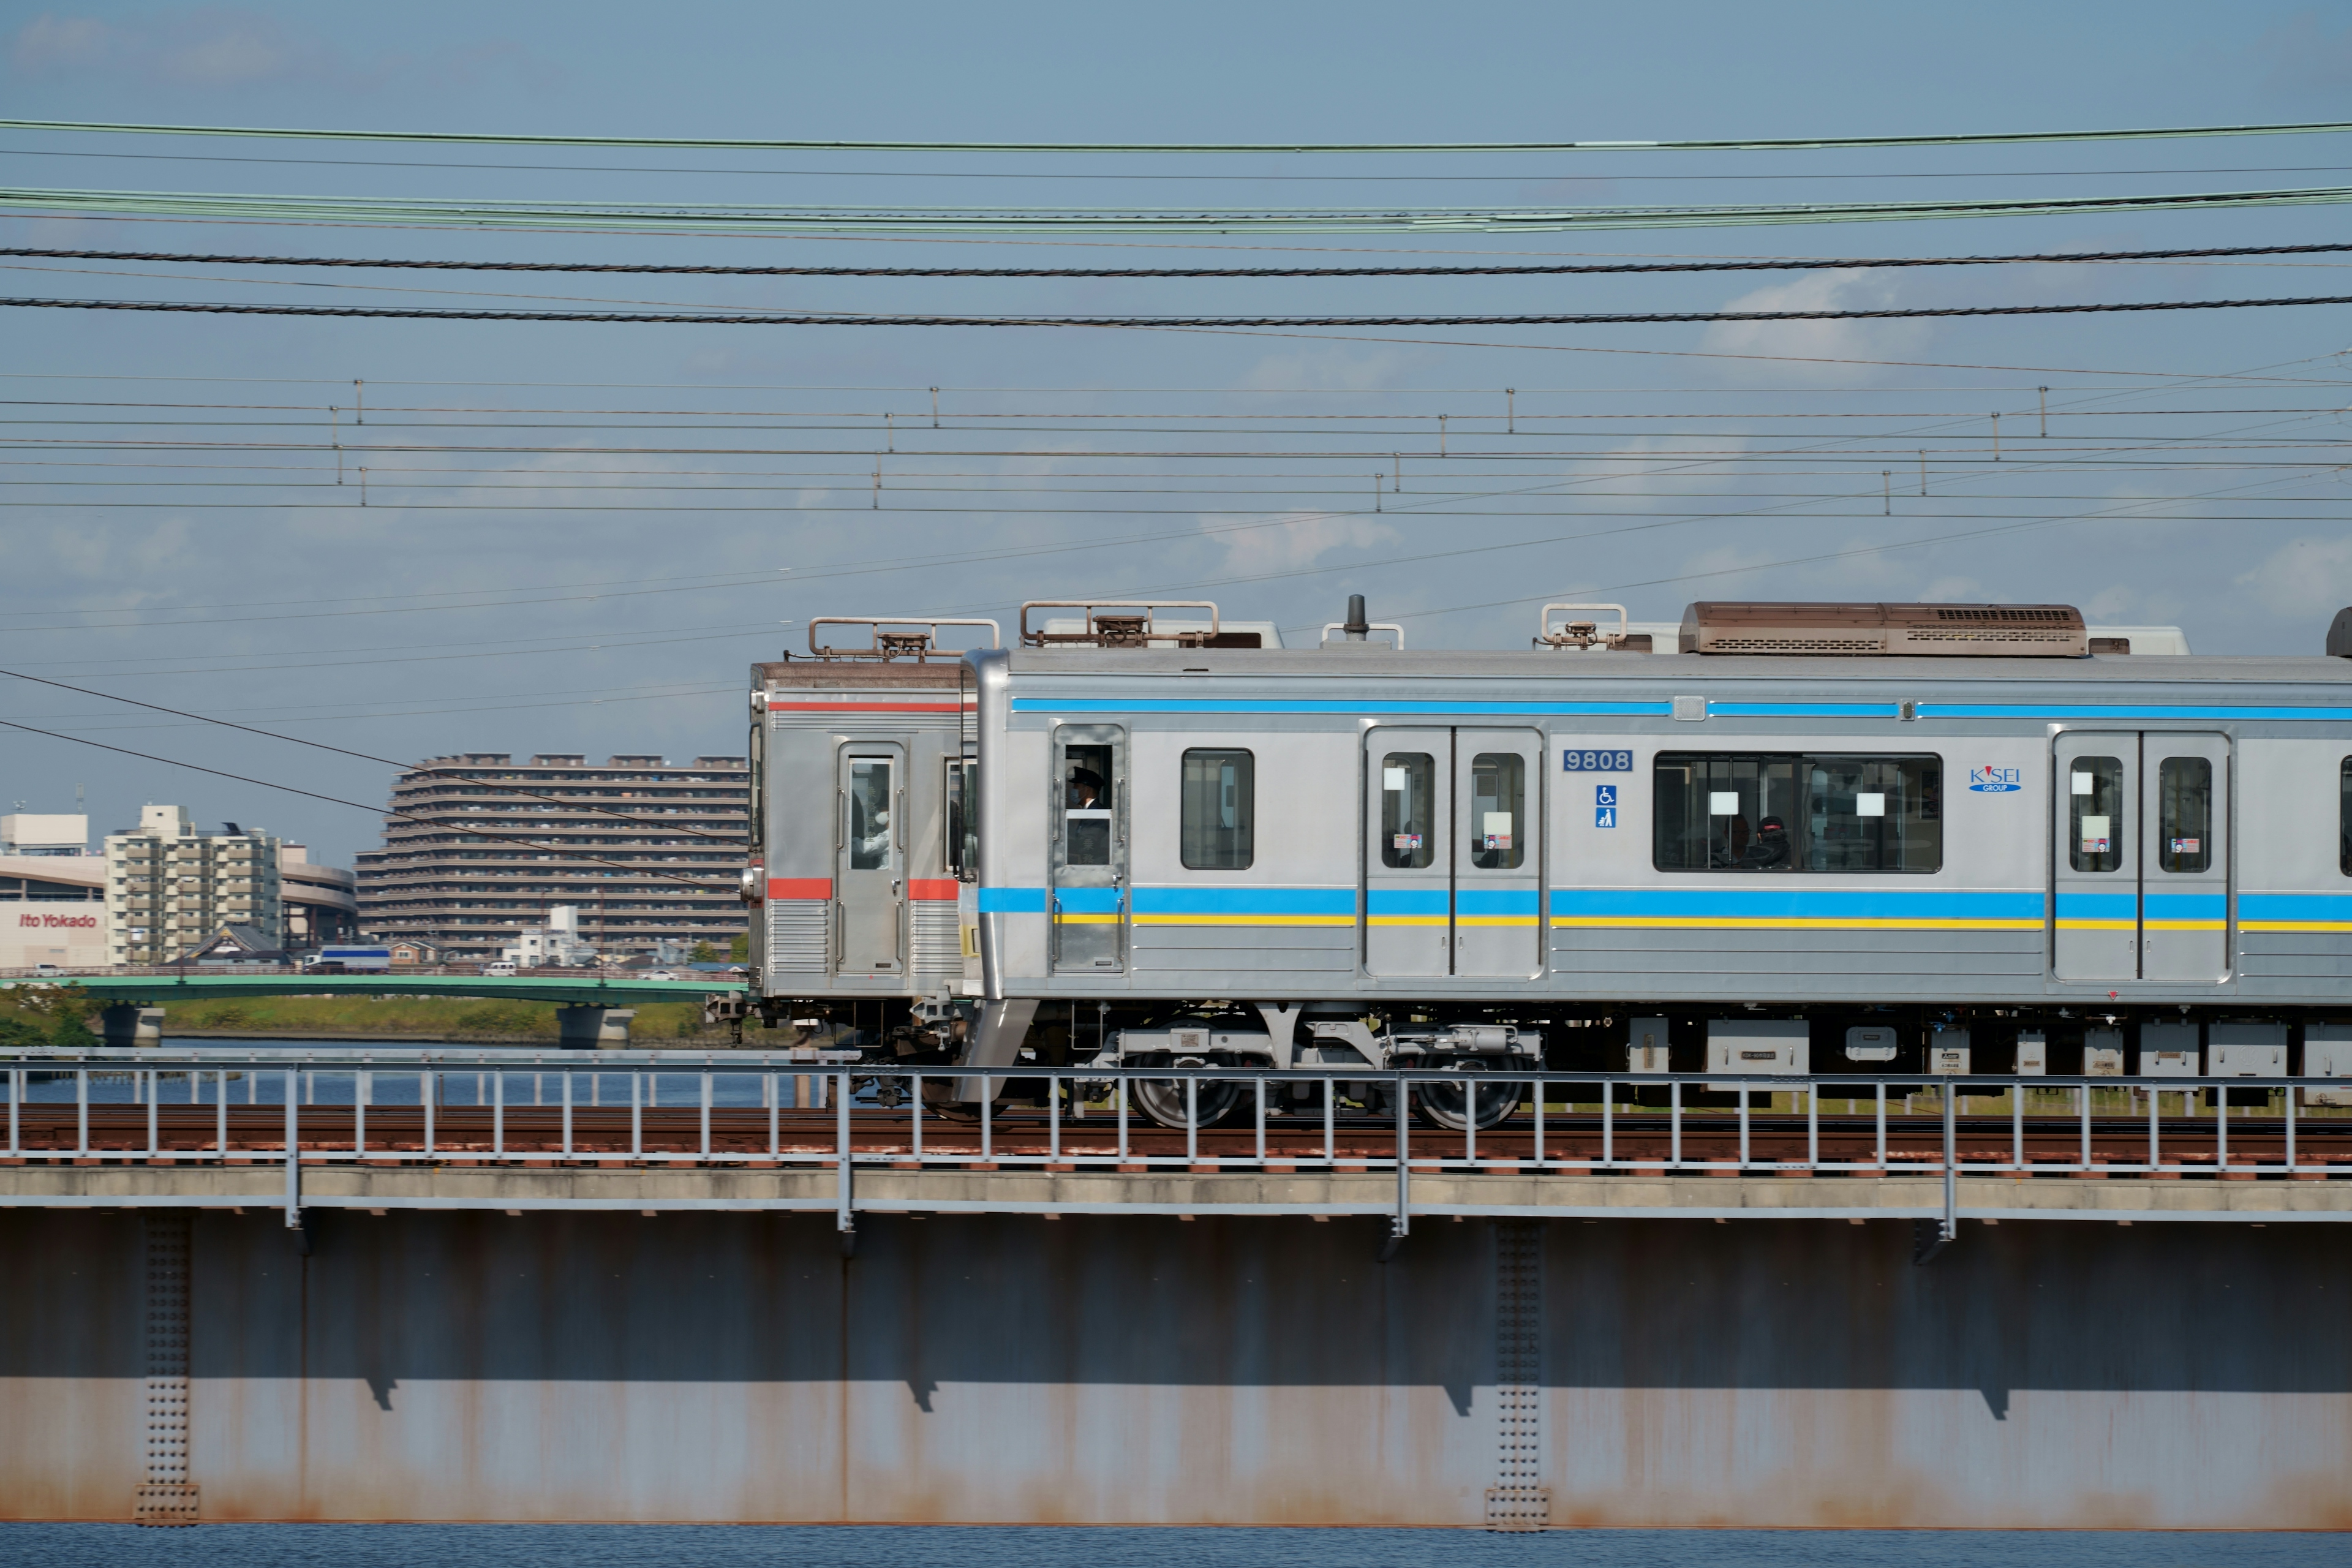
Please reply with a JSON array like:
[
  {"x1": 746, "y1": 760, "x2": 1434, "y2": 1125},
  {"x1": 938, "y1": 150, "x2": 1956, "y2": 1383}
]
[{"x1": 7, "y1": 973, "x2": 748, "y2": 1005}]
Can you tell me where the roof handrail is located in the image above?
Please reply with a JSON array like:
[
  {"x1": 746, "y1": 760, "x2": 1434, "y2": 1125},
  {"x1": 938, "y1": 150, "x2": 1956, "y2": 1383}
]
[
  {"x1": 1018, "y1": 600, "x2": 1221, "y2": 647},
  {"x1": 1535, "y1": 602, "x2": 1636, "y2": 650},
  {"x1": 806, "y1": 617, "x2": 1000, "y2": 661}
]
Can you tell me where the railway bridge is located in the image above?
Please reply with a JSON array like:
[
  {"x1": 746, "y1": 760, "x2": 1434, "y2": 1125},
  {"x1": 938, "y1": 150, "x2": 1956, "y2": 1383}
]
[{"x1": 4, "y1": 1049, "x2": 2350, "y2": 1530}]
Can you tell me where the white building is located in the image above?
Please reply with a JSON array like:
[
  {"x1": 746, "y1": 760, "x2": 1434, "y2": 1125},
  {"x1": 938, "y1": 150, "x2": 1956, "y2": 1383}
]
[
  {"x1": 0, "y1": 853, "x2": 105, "y2": 971},
  {"x1": 105, "y1": 805, "x2": 284, "y2": 966},
  {"x1": 0, "y1": 813, "x2": 89, "y2": 856},
  {"x1": 501, "y1": 904, "x2": 596, "y2": 968}
]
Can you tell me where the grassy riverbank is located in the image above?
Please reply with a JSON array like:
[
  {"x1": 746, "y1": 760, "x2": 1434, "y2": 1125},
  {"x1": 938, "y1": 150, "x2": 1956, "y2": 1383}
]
[{"x1": 159, "y1": 995, "x2": 720, "y2": 1041}]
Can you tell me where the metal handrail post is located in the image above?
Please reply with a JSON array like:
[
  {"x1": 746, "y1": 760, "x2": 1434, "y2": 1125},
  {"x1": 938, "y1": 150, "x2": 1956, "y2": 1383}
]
[
  {"x1": 356, "y1": 1065, "x2": 369, "y2": 1158},
  {"x1": 2149, "y1": 1079, "x2": 2160, "y2": 1172},
  {"x1": 284, "y1": 1065, "x2": 301, "y2": 1229},
  {"x1": 1253, "y1": 1076, "x2": 1264, "y2": 1166},
  {"x1": 1875, "y1": 1082, "x2": 1887, "y2": 1167},
  {"x1": 423, "y1": 1068, "x2": 435, "y2": 1161},
  {"x1": 1392, "y1": 1071, "x2": 1410, "y2": 1241},
  {"x1": 1738, "y1": 1084, "x2": 1750, "y2": 1169},
  {"x1": 147, "y1": 1073, "x2": 158, "y2": 1159},
  {"x1": 1807, "y1": 1082, "x2": 1818, "y2": 1169},
  {"x1": 561, "y1": 1068, "x2": 573, "y2": 1159},
  {"x1": 492, "y1": 1066, "x2": 505, "y2": 1160},
  {"x1": 767, "y1": 1070, "x2": 780, "y2": 1160},
  {"x1": 1117, "y1": 1077, "x2": 1128, "y2": 1163},
  {"x1": 1670, "y1": 1079, "x2": 1681, "y2": 1168},
  {"x1": 2215, "y1": 1079, "x2": 2227, "y2": 1170},
  {"x1": 1533, "y1": 1077, "x2": 1545, "y2": 1167},
  {"x1": 631, "y1": 1070, "x2": 642, "y2": 1158},
  {"x1": 1051, "y1": 1072, "x2": 1062, "y2": 1163},
  {"x1": 699, "y1": 1069, "x2": 712, "y2": 1161},
  {"x1": 835, "y1": 1068, "x2": 853, "y2": 1235},
  {"x1": 2078, "y1": 1082, "x2": 2090, "y2": 1171},
  {"x1": 982, "y1": 1077, "x2": 993, "y2": 1163},
  {"x1": 8, "y1": 1068, "x2": 18, "y2": 1157},
  {"x1": 1322, "y1": 1076, "x2": 1333, "y2": 1166},
  {"x1": 2287, "y1": 1081, "x2": 2298, "y2": 1172},
  {"x1": 1940, "y1": 1080, "x2": 1957, "y2": 1242},
  {"x1": 77, "y1": 1068, "x2": 87, "y2": 1158},
  {"x1": 1601, "y1": 1077, "x2": 1612, "y2": 1168},
  {"x1": 912, "y1": 1072, "x2": 924, "y2": 1163}
]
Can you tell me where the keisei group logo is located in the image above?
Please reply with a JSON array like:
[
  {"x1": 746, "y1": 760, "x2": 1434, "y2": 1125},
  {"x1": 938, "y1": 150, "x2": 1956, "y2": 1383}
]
[{"x1": 1968, "y1": 765, "x2": 2023, "y2": 793}]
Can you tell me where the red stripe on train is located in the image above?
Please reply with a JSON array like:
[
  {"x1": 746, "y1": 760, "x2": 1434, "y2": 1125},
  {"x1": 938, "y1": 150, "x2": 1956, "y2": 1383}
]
[
  {"x1": 767, "y1": 878, "x2": 832, "y2": 900},
  {"x1": 907, "y1": 880, "x2": 960, "y2": 901},
  {"x1": 764, "y1": 701, "x2": 966, "y2": 712}
]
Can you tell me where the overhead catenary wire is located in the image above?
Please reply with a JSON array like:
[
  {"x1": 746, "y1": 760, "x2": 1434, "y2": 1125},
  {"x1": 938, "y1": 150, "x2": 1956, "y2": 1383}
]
[
  {"x1": 10, "y1": 113, "x2": 2352, "y2": 153},
  {"x1": 10, "y1": 292, "x2": 2352, "y2": 326},
  {"x1": 10, "y1": 238, "x2": 2352, "y2": 277}
]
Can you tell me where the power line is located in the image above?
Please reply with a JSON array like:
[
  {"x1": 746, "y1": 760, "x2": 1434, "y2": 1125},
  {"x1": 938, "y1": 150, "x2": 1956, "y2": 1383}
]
[
  {"x1": 0, "y1": 665, "x2": 748, "y2": 844},
  {"x1": 10, "y1": 292, "x2": 2352, "y2": 328},
  {"x1": 10, "y1": 239, "x2": 2352, "y2": 278},
  {"x1": 9, "y1": 115, "x2": 2352, "y2": 154},
  {"x1": 12, "y1": 181, "x2": 2352, "y2": 235},
  {"x1": 0, "y1": 718, "x2": 736, "y2": 890}
]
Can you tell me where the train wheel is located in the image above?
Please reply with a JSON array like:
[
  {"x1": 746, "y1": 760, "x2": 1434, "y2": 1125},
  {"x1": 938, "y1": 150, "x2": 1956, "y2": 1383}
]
[
  {"x1": 1413, "y1": 1061, "x2": 1524, "y2": 1131},
  {"x1": 1129, "y1": 1060, "x2": 1245, "y2": 1131}
]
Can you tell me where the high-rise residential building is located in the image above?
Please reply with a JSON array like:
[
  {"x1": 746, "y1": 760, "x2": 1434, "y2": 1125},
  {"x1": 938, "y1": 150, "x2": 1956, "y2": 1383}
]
[
  {"x1": 104, "y1": 805, "x2": 285, "y2": 965},
  {"x1": 354, "y1": 753, "x2": 748, "y2": 962}
]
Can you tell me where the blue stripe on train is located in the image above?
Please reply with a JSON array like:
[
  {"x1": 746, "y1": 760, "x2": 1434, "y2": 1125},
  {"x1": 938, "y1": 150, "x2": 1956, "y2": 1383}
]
[
  {"x1": 1550, "y1": 888, "x2": 2045, "y2": 921},
  {"x1": 1130, "y1": 886, "x2": 1355, "y2": 915}
]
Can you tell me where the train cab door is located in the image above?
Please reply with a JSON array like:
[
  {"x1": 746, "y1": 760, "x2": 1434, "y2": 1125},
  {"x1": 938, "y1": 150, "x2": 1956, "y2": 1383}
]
[
  {"x1": 1453, "y1": 731, "x2": 1544, "y2": 978},
  {"x1": 837, "y1": 744, "x2": 905, "y2": 973},
  {"x1": 1050, "y1": 725, "x2": 1127, "y2": 973},
  {"x1": 2052, "y1": 732, "x2": 2231, "y2": 984}
]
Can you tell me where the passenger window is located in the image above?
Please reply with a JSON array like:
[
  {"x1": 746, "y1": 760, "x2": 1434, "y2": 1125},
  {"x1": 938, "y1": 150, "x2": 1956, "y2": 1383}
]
[
  {"x1": 2068, "y1": 756, "x2": 2125, "y2": 873},
  {"x1": 1468, "y1": 752, "x2": 1525, "y2": 870},
  {"x1": 1062, "y1": 743, "x2": 1114, "y2": 867},
  {"x1": 1380, "y1": 753, "x2": 1436, "y2": 869},
  {"x1": 2155, "y1": 757, "x2": 2211, "y2": 873},
  {"x1": 848, "y1": 758, "x2": 894, "y2": 872},
  {"x1": 1180, "y1": 749, "x2": 1254, "y2": 870},
  {"x1": 1654, "y1": 753, "x2": 1941, "y2": 873}
]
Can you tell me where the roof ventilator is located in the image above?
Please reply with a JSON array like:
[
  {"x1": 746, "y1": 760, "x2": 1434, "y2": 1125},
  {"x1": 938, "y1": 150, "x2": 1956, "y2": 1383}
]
[
  {"x1": 1318, "y1": 593, "x2": 1405, "y2": 650},
  {"x1": 1679, "y1": 601, "x2": 2088, "y2": 657}
]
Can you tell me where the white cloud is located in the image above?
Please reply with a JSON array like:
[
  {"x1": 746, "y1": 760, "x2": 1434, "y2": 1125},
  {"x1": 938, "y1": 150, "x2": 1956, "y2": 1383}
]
[
  {"x1": 2233, "y1": 533, "x2": 2352, "y2": 621},
  {"x1": 1214, "y1": 513, "x2": 1398, "y2": 577},
  {"x1": 1698, "y1": 269, "x2": 1936, "y2": 383}
]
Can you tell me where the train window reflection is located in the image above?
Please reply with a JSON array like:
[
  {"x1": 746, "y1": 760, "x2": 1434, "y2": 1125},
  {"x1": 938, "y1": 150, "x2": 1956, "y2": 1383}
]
[
  {"x1": 2155, "y1": 757, "x2": 2212, "y2": 873},
  {"x1": 848, "y1": 758, "x2": 894, "y2": 872},
  {"x1": 1468, "y1": 752, "x2": 1525, "y2": 870},
  {"x1": 944, "y1": 758, "x2": 977, "y2": 878},
  {"x1": 1654, "y1": 753, "x2": 1941, "y2": 873},
  {"x1": 2068, "y1": 756, "x2": 2125, "y2": 873},
  {"x1": 1380, "y1": 753, "x2": 1436, "y2": 869},
  {"x1": 1180, "y1": 749, "x2": 1254, "y2": 870}
]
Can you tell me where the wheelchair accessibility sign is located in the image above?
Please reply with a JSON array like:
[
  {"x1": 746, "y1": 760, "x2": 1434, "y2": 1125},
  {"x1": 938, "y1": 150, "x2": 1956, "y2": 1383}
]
[{"x1": 1595, "y1": 783, "x2": 1618, "y2": 829}]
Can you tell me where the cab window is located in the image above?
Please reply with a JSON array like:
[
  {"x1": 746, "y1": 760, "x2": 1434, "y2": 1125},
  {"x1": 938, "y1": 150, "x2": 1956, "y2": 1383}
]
[{"x1": 1062, "y1": 743, "x2": 1114, "y2": 867}]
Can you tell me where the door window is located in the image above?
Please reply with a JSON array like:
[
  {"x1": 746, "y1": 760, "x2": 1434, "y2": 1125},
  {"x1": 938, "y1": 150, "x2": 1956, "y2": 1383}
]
[
  {"x1": 944, "y1": 758, "x2": 977, "y2": 878},
  {"x1": 2068, "y1": 756, "x2": 2125, "y2": 873},
  {"x1": 848, "y1": 758, "x2": 894, "y2": 872},
  {"x1": 1468, "y1": 752, "x2": 1525, "y2": 870},
  {"x1": 1180, "y1": 748, "x2": 1254, "y2": 870},
  {"x1": 1380, "y1": 753, "x2": 1436, "y2": 869},
  {"x1": 1063, "y1": 743, "x2": 1114, "y2": 867},
  {"x1": 2341, "y1": 757, "x2": 2351, "y2": 876},
  {"x1": 2155, "y1": 756, "x2": 2212, "y2": 873}
]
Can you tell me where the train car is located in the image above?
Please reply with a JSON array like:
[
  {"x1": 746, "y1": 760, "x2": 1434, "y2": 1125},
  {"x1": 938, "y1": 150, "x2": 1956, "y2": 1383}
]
[
  {"x1": 748, "y1": 595, "x2": 2352, "y2": 1127},
  {"x1": 741, "y1": 618, "x2": 993, "y2": 1059}
]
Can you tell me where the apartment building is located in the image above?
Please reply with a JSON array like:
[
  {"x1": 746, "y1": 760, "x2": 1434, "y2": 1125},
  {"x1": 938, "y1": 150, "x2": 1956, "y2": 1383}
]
[
  {"x1": 354, "y1": 753, "x2": 748, "y2": 962},
  {"x1": 104, "y1": 805, "x2": 284, "y2": 965}
]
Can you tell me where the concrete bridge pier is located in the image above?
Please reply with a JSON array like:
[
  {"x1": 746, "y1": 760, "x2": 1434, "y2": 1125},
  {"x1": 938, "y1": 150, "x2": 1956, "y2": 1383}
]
[
  {"x1": 556, "y1": 1006, "x2": 635, "y2": 1049},
  {"x1": 99, "y1": 1005, "x2": 167, "y2": 1048}
]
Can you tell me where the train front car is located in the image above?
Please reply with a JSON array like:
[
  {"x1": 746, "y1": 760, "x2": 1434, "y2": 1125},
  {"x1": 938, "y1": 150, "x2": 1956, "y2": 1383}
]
[
  {"x1": 741, "y1": 618, "x2": 991, "y2": 1066},
  {"x1": 954, "y1": 595, "x2": 2352, "y2": 1131}
]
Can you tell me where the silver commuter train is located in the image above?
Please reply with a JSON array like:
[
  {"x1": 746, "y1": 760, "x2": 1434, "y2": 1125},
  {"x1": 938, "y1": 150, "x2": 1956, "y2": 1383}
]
[{"x1": 742, "y1": 597, "x2": 2352, "y2": 1125}]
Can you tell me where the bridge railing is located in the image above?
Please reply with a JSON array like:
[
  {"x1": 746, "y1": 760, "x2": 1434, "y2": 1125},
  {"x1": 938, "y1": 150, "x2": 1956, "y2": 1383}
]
[{"x1": 4, "y1": 1052, "x2": 2346, "y2": 1178}]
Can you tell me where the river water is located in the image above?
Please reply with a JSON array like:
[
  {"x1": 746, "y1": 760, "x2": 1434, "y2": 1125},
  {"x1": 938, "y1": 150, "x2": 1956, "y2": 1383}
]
[{"x1": 0, "y1": 1525, "x2": 2342, "y2": 1567}]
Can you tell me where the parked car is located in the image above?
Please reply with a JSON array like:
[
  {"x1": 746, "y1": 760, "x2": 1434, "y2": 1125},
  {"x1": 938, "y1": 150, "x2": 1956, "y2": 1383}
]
[
  {"x1": 642, "y1": 969, "x2": 678, "y2": 981},
  {"x1": 483, "y1": 960, "x2": 518, "y2": 978}
]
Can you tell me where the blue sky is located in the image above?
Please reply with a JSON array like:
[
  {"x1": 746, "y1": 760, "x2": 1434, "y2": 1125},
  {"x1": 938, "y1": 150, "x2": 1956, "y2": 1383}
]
[{"x1": 4, "y1": 1, "x2": 2352, "y2": 862}]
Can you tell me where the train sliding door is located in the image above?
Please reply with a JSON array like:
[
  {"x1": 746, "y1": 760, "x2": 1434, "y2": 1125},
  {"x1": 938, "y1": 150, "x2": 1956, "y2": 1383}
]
[
  {"x1": 2052, "y1": 732, "x2": 2230, "y2": 984},
  {"x1": 837, "y1": 745, "x2": 905, "y2": 973},
  {"x1": 1363, "y1": 726, "x2": 1544, "y2": 978}
]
